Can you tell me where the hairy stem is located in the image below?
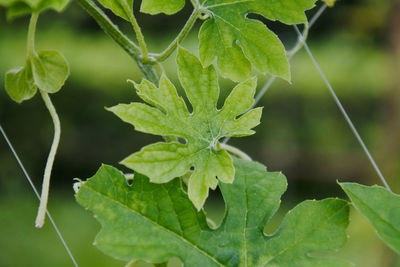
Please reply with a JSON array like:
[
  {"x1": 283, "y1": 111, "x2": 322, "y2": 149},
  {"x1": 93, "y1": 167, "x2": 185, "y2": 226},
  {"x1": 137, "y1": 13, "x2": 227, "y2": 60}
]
[
  {"x1": 130, "y1": 15, "x2": 149, "y2": 61},
  {"x1": 35, "y1": 92, "x2": 61, "y2": 228},
  {"x1": 121, "y1": 1, "x2": 149, "y2": 61},
  {"x1": 27, "y1": 12, "x2": 39, "y2": 56},
  {"x1": 220, "y1": 143, "x2": 252, "y2": 161},
  {"x1": 76, "y1": 0, "x2": 158, "y2": 83},
  {"x1": 154, "y1": 8, "x2": 199, "y2": 62}
]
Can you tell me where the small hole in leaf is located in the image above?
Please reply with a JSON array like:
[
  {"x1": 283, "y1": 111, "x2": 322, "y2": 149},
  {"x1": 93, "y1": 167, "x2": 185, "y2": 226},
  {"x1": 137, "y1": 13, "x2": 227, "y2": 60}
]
[
  {"x1": 178, "y1": 137, "x2": 187, "y2": 144},
  {"x1": 125, "y1": 173, "x2": 134, "y2": 186}
]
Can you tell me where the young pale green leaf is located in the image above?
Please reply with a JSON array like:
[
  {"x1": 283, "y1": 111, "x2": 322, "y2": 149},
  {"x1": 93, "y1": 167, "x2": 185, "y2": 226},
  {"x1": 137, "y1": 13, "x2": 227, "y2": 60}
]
[
  {"x1": 198, "y1": 0, "x2": 317, "y2": 82},
  {"x1": 31, "y1": 50, "x2": 69, "y2": 93},
  {"x1": 340, "y1": 182, "x2": 400, "y2": 254},
  {"x1": 107, "y1": 47, "x2": 262, "y2": 209},
  {"x1": 96, "y1": 0, "x2": 132, "y2": 21},
  {"x1": 5, "y1": 63, "x2": 37, "y2": 103},
  {"x1": 76, "y1": 158, "x2": 351, "y2": 266},
  {"x1": 140, "y1": 0, "x2": 185, "y2": 15},
  {"x1": 5, "y1": 50, "x2": 69, "y2": 103},
  {"x1": 0, "y1": 0, "x2": 69, "y2": 19}
]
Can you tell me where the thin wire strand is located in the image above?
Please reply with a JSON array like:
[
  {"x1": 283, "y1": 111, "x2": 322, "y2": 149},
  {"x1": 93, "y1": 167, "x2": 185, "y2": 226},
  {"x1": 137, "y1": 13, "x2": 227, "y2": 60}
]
[
  {"x1": 309, "y1": 4, "x2": 328, "y2": 27},
  {"x1": 0, "y1": 124, "x2": 79, "y2": 267},
  {"x1": 293, "y1": 25, "x2": 392, "y2": 192},
  {"x1": 223, "y1": 4, "x2": 328, "y2": 145}
]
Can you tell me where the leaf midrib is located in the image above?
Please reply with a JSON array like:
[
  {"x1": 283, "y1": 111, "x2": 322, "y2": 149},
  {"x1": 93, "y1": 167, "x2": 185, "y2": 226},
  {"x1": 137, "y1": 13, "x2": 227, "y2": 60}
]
[{"x1": 84, "y1": 181, "x2": 225, "y2": 266}]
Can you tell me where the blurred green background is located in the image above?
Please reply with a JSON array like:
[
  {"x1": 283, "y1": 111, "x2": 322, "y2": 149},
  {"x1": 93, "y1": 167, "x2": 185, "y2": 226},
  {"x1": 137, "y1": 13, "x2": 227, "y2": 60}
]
[{"x1": 1, "y1": 0, "x2": 400, "y2": 266}]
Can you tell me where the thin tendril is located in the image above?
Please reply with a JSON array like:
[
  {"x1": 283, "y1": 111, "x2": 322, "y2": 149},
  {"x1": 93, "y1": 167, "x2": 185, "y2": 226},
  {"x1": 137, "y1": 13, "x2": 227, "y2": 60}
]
[{"x1": 0, "y1": 124, "x2": 78, "y2": 267}]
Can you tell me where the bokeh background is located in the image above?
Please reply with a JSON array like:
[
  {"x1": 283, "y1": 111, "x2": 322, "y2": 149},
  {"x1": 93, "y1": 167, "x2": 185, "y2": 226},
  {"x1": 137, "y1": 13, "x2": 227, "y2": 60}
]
[{"x1": 1, "y1": 0, "x2": 400, "y2": 266}]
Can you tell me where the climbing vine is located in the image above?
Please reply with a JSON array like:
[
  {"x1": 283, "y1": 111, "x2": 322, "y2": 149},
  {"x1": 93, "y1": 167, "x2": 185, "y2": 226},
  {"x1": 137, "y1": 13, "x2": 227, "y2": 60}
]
[{"x1": 1, "y1": 0, "x2": 399, "y2": 266}]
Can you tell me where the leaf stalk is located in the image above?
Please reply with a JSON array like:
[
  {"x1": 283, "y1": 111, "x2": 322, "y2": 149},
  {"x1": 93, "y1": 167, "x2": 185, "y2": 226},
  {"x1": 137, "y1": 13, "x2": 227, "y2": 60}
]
[
  {"x1": 220, "y1": 143, "x2": 252, "y2": 161},
  {"x1": 27, "y1": 12, "x2": 39, "y2": 56},
  {"x1": 153, "y1": 8, "x2": 200, "y2": 62},
  {"x1": 122, "y1": 2, "x2": 150, "y2": 61}
]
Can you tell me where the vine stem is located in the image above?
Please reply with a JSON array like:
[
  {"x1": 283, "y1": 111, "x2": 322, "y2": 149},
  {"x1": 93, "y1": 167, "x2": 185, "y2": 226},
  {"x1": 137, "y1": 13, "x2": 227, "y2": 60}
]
[
  {"x1": 121, "y1": 2, "x2": 149, "y2": 61},
  {"x1": 76, "y1": 0, "x2": 158, "y2": 83},
  {"x1": 130, "y1": 16, "x2": 149, "y2": 61},
  {"x1": 27, "y1": 12, "x2": 39, "y2": 56},
  {"x1": 153, "y1": 8, "x2": 199, "y2": 61},
  {"x1": 35, "y1": 91, "x2": 61, "y2": 228},
  {"x1": 220, "y1": 143, "x2": 252, "y2": 161}
]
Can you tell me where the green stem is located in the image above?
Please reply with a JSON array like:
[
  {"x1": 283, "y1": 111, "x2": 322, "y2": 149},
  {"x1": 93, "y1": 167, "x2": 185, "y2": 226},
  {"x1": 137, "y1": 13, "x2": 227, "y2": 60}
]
[
  {"x1": 154, "y1": 263, "x2": 168, "y2": 267},
  {"x1": 125, "y1": 8, "x2": 149, "y2": 61},
  {"x1": 76, "y1": 0, "x2": 158, "y2": 83},
  {"x1": 27, "y1": 12, "x2": 39, "y2": 56},
  {"x1": 220, "y1": 143, "x2": 252, "y2": 161},
  {"x1": 35, "y1": 92, "x2": 61, "y2": 228},
  {"x1": 154, "y1": 8, "x2": 199, "y2": 62}
]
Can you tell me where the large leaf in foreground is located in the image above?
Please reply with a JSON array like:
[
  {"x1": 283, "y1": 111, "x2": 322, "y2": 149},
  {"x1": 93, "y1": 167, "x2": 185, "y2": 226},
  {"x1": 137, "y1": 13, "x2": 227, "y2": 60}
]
[
  {"x1": 76, "y1": 158, "x2": 351, "y2": 266},
  {"x1": 108, "y1": 48, "x2": 262, "y2": 209},
  {"x1": 340, "y1": 182, "x2": 400, "y2": 254}
]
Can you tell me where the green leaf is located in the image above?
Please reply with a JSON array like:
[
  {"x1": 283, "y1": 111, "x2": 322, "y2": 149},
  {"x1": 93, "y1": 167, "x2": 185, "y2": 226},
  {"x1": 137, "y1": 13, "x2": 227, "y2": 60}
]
[
  {"x1": 198, "y1": 0, "x2": 317, "y2": 82},
  {"x1": 31, "y1": 50, "x2": 70, "y2": 93},
  {"x1": 140, "y1": 0, "x2": 185, "y2": 15},
  {"x1": 107, "y1": 47, "x2": 262, "y2": 209},
  {"x1": 0, "y1": 0, "x2": 69, "y2": 19},
  {"x1": 96, "y1": 0, "x2": 132, "y2": 21},
  {"x1": 5, "y1": 63, "x2": 37, "y2": 103},
  {"x1": 5, "y1": 50, "x2": 69, "y2": 103},
  {"x1": 340, "y1": 182, "x2": 400, "y2": 254},
  {"x1": 76, "y1": 158, "x2": 351, "y2": 266}
]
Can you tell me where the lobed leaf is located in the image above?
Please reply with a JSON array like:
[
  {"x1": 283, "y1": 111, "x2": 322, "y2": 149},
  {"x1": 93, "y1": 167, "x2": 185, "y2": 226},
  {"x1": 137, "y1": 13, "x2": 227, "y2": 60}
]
[
  {"x1": 197, "y1": 0, "x2": 318, "y2": 82},
  {"x1": 5, "y1": 63, "x2": 36, "y2": 103},
  {"x1": 5, "y1": 50, "x2": 69, "y2": 103},
  {"x1": 340, "y1": 182, "x2": 400, "y2": 254},
  {"x1": 108, "y1": 47, "x2": 262, "y2": 209},
  {"x1": 76, "y1": 158, "x2": 351, "y2": 266},
  {"x1": 0, "y1": 0, "x2": 69, "y2": 19}
]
